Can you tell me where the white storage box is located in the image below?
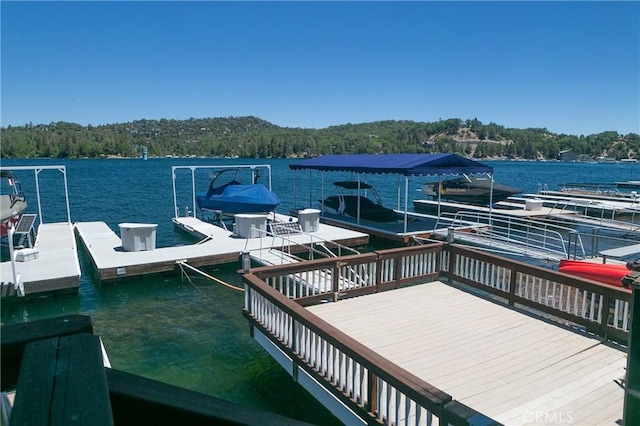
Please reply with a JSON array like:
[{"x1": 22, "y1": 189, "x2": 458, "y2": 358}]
[
  {"x1": 15, "y1": 248, "x2": 39, "y2": 262},
  {"x1": 298, "y1": 208, "x2": 320, "y2": 233},
  {"x1": 119, "y1": 223, "x2": 157, "y2": 252},
  {"x1": 235, "y1": 214, "x2": 267, "y2": 239},
  {"x1": 525, "y1": 199, "x2": 543, "y2": 211}
]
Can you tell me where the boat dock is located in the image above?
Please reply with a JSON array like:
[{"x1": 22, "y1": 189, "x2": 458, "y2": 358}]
[
  {"x1": 413, "y1": 198, "x2": 575, "y2": 218},
  {"x1": 1, "y1": 222, "x2": 80, "y2": 298},
  {"x1": 75, "y1": 216, "x2": 369, "y2": 282},
  {"x1": 243, "y1": 243, "x2": 635, "y2": 425},
  {"x1": 1, "y1": 165, "x2": 80, "y2": 299}
]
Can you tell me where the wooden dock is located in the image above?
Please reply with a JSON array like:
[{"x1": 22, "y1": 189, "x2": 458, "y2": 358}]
[
  {"x1": 75, "y1": 218, "x2": 369, "y2": 282},
  {"x1": 306, "y1": 281, "x2": 626, "y2": 424},
  {"x1": 1, "y1": 315, "x2": 314, "y2": 426},
  {"x1": 243, "y1": 243, "x2": 634, "y2": 425},
  {"x1": 1, "y1": 222, "x2": 80, "y2": 299}
]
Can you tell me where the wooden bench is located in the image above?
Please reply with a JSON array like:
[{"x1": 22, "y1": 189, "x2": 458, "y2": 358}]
[
  {"x1": 1, "y1": 314, "x2": 94, "y2": 391},
  {"x1": 10, "y1": 333, "x2": 113, "y2": 425}
]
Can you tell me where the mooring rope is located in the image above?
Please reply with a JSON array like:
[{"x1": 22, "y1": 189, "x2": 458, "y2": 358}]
[{"x1": 176, "y1": 261, "x2": 244, "y2": 292}]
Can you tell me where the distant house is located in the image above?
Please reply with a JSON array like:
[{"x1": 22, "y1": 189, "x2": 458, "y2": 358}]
[
  {"x1": 577, "y1": 154, "x2": 591, "y2": 162},
  {"x1": 558, "y1": 149, "x2": 578, "y2": 162}
]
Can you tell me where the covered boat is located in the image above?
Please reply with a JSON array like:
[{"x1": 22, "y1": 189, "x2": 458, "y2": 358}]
[
  {"x1": 558, "y1": 259, "x2": 630, "y2": 287},
  {"x1": 0, "y1": 170, "x2": 28, "y2": 238},
  {"x1": 319, "y1": 181, "x2": 398, "y2": 223},
  {"x1": 196, "y1": 168, "x2": 280, "y2": 214},
  {"x1": 421, "y1": 174, "x2": 521, "y2": 205}
]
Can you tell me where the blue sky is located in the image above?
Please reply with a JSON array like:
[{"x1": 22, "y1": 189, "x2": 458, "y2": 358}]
[{"x1": 2, "y1": 1, "x2": 638, "y2": 136}]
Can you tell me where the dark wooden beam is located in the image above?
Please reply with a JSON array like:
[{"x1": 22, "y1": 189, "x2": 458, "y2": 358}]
[
  {"x1": 1, "y1": 314, "x2": 93, "y2": 391},
  {"x1": 106, "y1": 368, "x2": 313, "y2": 426}
]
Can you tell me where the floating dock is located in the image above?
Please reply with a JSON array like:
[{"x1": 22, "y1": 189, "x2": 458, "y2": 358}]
[
  {"x1": 1, "y1": 222, "x2": 81, "y2": 299},
  {"x1": 413, "y1": 198, "x2": 575, "y2": 218},
  {"x1": 75, "y1": 216, "x2": 369, "y2": 282}
]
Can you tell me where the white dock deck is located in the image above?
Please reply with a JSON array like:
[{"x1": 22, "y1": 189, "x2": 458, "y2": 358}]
[
  {"x1": 413, "y1": 198, "x2": 575, "y2": 218},
  {"x1": 75, "y1": 218, "x2": 368, "y2": 281},
  {"x1": 1, "y1": 222, "x2": 81, "y2": 297},
  {"x1": 307, "y1": 281, "x2": 626, "y2": 425}
]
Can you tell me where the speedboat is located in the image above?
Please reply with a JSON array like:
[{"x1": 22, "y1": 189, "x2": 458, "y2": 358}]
[
  {"x1": 196, "y1": 168, "x2": 280, "y2": 214},
  {"x1": 558, "y1": 259, "x2": 630, "y2": 288},
  {"x1": 319, "y1": 181, "x2": 398, "y2": 223},
  {"x1": 0, "y1": 170, "x2": 28, "y2": 238},
  {"x1": 421, "y1": 174, "x2": 521, "y2": 205}
]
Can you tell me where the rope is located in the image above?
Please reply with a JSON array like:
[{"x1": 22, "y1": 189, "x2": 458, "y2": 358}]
[
  {"x1": 177, "y1": 261, "x2": 244, "y2": 292},
  {"x1": 178, "y1": 262, "x2": 203, "y2": 293}
]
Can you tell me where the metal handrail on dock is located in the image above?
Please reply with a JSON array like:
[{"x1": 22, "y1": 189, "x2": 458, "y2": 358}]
[
  {"x1": 246, "y1": 221, "x2": 361, "y2": 266},
  {"x1": 434, "y1": 210, "x2": 586, "y2": 260}
]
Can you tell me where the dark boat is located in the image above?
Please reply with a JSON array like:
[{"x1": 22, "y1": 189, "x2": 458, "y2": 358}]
[
  {"x1": 0, "y1": 170, "x2": 28, "y2": 238},
  {"x1": 421, "y1": 174, "x2": 521, "y2": 205},
  {"x1": 196, "y1": 168, "x2": 280, "y2": 214},
  {"x1": 319, "y1": 181, "x2": 398, "y2": 223}
]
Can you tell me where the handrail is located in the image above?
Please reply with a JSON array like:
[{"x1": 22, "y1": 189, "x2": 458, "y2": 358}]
[
  {"x1": 244, "y1": 221, "x2": 360, "y2": 263},
  {"x1": 435, "y1": 210, "x2": 585, "y2": 260}
]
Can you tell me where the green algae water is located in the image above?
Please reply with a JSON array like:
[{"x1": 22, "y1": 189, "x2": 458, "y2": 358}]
[{"x1": 1, "y1": 157, "x2": 638, "y2": 424}]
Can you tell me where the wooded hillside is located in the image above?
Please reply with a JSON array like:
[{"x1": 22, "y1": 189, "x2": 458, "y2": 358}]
[{"x1": 1, "y1": 116, "x2": 638, "y2": 160}]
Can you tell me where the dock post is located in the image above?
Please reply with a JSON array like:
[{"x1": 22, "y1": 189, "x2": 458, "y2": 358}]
[
  {"x1": 241, "y1": 251, "x2": 251, "y2": 273},
  {"x1": 623, "y1": 268, "x2": 640, "y2": 425},
  {"x1": 447, "y1": 227, "x2": 455, "y2": 244}
]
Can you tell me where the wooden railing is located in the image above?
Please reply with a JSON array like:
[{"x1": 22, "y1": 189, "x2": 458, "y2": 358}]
[
  {"x1": 242, "y1": 242, "x2": 631, "y2": 425},
  {"x1": 446, "y1": 244, "x2": 631, "y2": 343}
]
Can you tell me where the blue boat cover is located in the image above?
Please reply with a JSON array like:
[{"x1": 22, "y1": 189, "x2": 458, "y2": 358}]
[
  {"x1": 196, "y1": 184, "x2": 281, "y2": 213},
  {"x1": 289, "y1": 154, "x2": 493, "y2": 176}
]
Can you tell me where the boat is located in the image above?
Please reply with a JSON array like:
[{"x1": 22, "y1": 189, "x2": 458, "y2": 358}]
[
  {"x1": 558, "y1": 259, "x2": 630, "y2": 287},
  {"x1": 195, "y1": 167, "x2": 280, "y2": 214},
  {"x1": 0, "y1": 170, "x2": 28, "y2": 238},
  {"x1": 421, "y1": 174, "x2": 521, "y2": 205},
  {"x1": 318, "y1": 181, "x2": 399, "y2": 223}
]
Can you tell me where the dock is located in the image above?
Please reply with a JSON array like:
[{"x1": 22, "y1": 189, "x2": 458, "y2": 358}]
[
  {"x1": 413, "y1": 198, "x2": 575, "y2": 218},
  {"x1": 308, "y1": 282, "x2": 625, "y2": 424},
  {"x1": 1, "y1": 222, "x2": 80, "y2": 299},
  {"x1": 243, "y1": 243, "x2": 634, "y2": 425},
  {"x1": 75, "y1": 217, "x2": 369, "y2": 282}
]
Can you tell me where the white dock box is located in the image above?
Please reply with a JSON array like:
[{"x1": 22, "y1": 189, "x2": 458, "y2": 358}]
[
  {"x1": 298, "y1": 208, "x2": 320, "y2": 232},
  {"x1": 525, "y1": 199, "x2": 543, "y2": 211},
  {"x1": 119, "y1": 223, "x2": 157, "y2": 252},
  {"x1": 235, "y1": 214, "x2": 267, "y2": 239},
  {"x1": 15, "y1": 248, "x2": 39, "y2": 262}
]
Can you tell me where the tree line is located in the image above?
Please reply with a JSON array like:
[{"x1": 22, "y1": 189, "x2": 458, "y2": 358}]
[{"x1": 1, "y1": 116, "x2": 638, "y2": 160}]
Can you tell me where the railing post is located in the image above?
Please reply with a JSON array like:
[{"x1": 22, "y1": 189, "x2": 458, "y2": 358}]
[
  {"x1": 446, "y1": 245, "x2": 455, "y2": 284},
  {"x1": 366, "y1": 371, "x2": 378, "y2": 417},
  {"x1": 508, "y1": 266, "x2": 517, "y2": 306},
  {"x1": 597, "y1": 289, "x2": 612, "y2": 338},
  {"x1": 394, "y1": 252, "x2": 403, "y2": 288},
  {"x1": 332, "y1": 260, "x2": 340, "y2": 300},
  {"x1": 623, "y1": 277, "x2": 640, "y2": 425},
  {"x1": 375, "y1": 255, "x2": 383, "y2": 293}
]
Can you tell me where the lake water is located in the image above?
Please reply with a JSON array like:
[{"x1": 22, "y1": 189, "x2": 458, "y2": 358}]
[{"x1": 1, "y1": 157, "x2": 638, "y2": 424}]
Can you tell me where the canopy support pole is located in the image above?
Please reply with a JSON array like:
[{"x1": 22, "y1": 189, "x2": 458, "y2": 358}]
[{"x1": 404, "y1": 176, "x2": 409, "y2": 234}]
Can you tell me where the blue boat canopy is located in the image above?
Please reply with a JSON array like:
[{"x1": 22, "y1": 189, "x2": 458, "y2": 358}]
[{"x1": 289, "y1": 154, "x2": 493, "y2": 176}]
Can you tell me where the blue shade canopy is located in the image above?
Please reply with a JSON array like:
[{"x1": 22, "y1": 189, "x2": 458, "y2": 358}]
[{"x1": 289, "y1": 154, "x2": 493, "y2": 176}]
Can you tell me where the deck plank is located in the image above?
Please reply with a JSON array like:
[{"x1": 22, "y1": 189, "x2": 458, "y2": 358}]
[{"x1": 307, "y1": 281, "x2": 626, "y2": 425}]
